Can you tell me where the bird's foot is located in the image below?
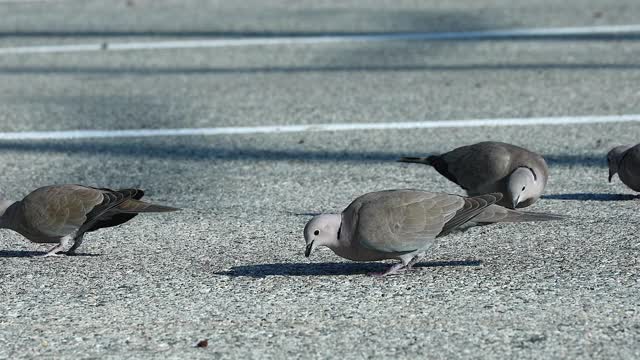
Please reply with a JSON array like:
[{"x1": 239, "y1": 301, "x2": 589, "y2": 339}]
[
  {"x1": 40, "y1": 251, "x2": 65, "y2": 258},
  {"x1": 38, "y1": 235, "x2": 76, "y2": 257},
  {"x1": 405, "y1": 254, "x2": 425, "y2": 270},
  {"x1": 39, "y1": 244, "x2": 67, "y2": 257},
  {"x1": 368, "y1": 263, "x2": 407, "y2": 277}
]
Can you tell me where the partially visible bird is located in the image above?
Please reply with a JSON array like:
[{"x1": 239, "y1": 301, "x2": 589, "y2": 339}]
[
  {"x1": 607, "y1": 143, "x2": 640, "y2": 192},
  {"x1": 399, "y1": 141, "x2": 549, "y2": 209},
  {"x1": 0, "y1": 185, "x2": 179, "y2": 256}
]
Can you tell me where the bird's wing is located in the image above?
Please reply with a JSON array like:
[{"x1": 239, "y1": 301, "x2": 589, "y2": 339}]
[
  {"x1": 445, "y1": 142, "x2": 513, "y2": 193},
  {"x1": 471, "y1": 204, "x2": 566, "y2": 223},
  {"x1": 355, "y1": 190, "x2": 465, "y2": 253},
  {"x1": 21, "y1": 185, "x2": 104, "y2": 237}
]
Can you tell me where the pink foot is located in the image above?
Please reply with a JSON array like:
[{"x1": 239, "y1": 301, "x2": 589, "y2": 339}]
[{"x1": 368, "y1": 263, "x2": 407, "y2": 277}]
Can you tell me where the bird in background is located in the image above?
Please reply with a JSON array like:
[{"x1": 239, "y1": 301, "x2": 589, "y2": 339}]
[
  {"x1": 607, "y1": 144, "x2": 640, "y2": 192},
  {"x1": 398, "y1": 141, "x2": 548, "y2": 209},
  {"x1": 304, "y1": 189, "x2": 564, "y2": 276},
  {"x1": 0, "y1": 184, "x2": 179, "y2": 256}
]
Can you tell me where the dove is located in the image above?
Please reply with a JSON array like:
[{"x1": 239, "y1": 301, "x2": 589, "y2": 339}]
[
  {"x1": 303, "y1": 190, "x2": 563, "y2": 276},
  {"x1": 0, "y1": 185, "x2": 179, "y2": 256},
  {"x1": 398, "y1": 141, "x2": 549, "y2": 209},
  {"x1": 607, "y1": 144, "x2": 640, "y2": 192}
]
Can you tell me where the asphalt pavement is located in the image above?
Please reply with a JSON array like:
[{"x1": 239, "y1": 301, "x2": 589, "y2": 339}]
[{"x1": 0, "y1": 1, "x2": 639, "y2": 359}]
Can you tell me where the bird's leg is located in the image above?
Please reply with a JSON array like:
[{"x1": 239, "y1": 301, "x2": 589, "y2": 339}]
[
  {"x1": 368, "y1": 263, "x2": 407, "y2": 277},
  {"x1": 66, "y1": 233, "x2": 85, "y2": 255},
  {"x1": 405, "y1": 253, "x2": 425, "y2": 270},
  {"x1": 41, "y1": 235, "x2": 74, "y2": 257}
]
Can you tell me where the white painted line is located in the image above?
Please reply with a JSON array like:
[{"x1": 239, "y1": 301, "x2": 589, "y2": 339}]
[
  {"x1": 0, "y1": 114, "x2": 637, "y2": 140},
  {"x1": 1, "y1": 24, "x2": 640, "y2": 55}
]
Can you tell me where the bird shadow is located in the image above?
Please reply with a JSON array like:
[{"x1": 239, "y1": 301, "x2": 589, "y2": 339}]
[
  {"x1": 284, "y1": 211, "x2": 322, "y2": 217},
  {"x1": 0, "y1": 250, "x2": 101, "y2": 258},
  {"x1": 215, "y1": 259, "x2": 482, "y2": 277},
  {"x1": 541, "y1": 193, "x2": 639, "y2": 201}
]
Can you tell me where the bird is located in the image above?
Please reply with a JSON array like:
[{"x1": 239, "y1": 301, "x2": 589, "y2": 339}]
[
  {"x1": 303, "y1": 190, "x2": 563, "y2": 276},
  {"x1": 607, "y1": 144, "x2": 640, "y2": 192},
  {"x1": 398, "y1": 141, "x2": 549, "y2": 209},
  {"x1": 0, "y1": 184, "x2": 180, "y2": 256}
]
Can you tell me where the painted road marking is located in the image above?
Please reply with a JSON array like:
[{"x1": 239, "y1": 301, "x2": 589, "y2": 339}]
[
  {"x1": 0, "y1": 114, "x2": 637, "y2": 140},
  {"x1": 0, "y1": 24, "x2": 639, "y2": 54}
]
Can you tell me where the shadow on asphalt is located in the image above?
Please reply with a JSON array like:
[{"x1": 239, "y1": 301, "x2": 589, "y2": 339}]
[
  {"x1": 0, "y1": 250, "x2": 45, "y2": 257},
  {"x1": 543, "y1": 154, "x2": 605, "y2": 168},
  {"x1": 285, "y1": 211, "x2": 322, "y2": 217},
  {"x1": 215, "y1": 259, "x2": 482, "y2": 277},
  {"x1": 0, "y1": 141, "x2": 607, "y2": 167},
  {"x1": 542, "y1": 193, "x2": 639, "y2": 201},
  {"x1": 0, "y1": 250, "x2": 100, "y2": 258},
  {"x1": 0, "y1": 10, "x2": 485, "y2": 39}
]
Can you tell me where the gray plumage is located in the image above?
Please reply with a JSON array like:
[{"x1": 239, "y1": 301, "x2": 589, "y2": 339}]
[
  {"x1": 607, "y1": 144, "x2": 640, "y2": 192},
  {"x1": 303, "y1": 190, "x2": 563, "y2": 276},
  {"x1": 0, "y1": 184, "x2": 180, "y2": 256},
  {"x1": 399, "y1": 141, "x2": 549, "y2": 208}
]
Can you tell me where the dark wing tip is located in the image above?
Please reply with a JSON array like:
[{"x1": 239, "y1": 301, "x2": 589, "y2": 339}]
[
  {"x1": 533, "y1": 212, "x2": 567, "y2": 221},
  {"x1": 397, "y1": 156, "x2": 425, "y2": 163},
  {"x1": 116, "y1": 188, "x2": 145, "y2": 200},
  {"x1": 515, "y1": 211, "x2": 567, "y2": 222},
  {"x1": 142, "y1": 203, "x2": 181, "y2": 212}
]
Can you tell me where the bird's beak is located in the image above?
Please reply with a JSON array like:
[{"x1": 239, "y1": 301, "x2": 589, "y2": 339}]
[
  {"x1": 512, "y1": 195, "x2": 520, "y2": 209},
  {"x1": 608, "y1": 169, "x2": 614, "y2": 183},
  {"x1": 304, "y1": 241, "x2": 314, "y2": 258}
]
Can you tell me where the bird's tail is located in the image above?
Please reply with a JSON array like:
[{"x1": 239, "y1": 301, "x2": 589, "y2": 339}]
[
  {"x1": 116, "y1": 199, "x2": 181, "y2": 213},
  {"x1": 397, "y1": 155, "x2": 438, "y2": 166},
  {"x1": 472, "y1": 204, "x2": 565, "y2": 223}
]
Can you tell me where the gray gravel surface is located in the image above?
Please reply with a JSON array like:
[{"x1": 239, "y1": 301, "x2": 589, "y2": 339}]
[{"x1": 0, "y1": 1, "x2": 639, "y2": 359}]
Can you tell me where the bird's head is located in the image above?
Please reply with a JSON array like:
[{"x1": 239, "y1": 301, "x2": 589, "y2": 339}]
[
  {"x1": 303, "y1": 214, "x2": 341, "y2": 258},
  {"x1": 506, "y1": 167, "x2": 540, "y2": 208}
]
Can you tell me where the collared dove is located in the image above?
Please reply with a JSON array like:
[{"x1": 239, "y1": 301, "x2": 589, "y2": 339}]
[
  {"x1": 0, "y1": 184, "x2": 179, "y2": 256},
  {"x1": 607, "y1": 144, "x2": 640, "y2": 192},
  {"x1": 398, "y1": 141, "x2": 549, "y2": 209},
  {"x1": 303, "y1": 190, "x2": 563, "y2": 276}
]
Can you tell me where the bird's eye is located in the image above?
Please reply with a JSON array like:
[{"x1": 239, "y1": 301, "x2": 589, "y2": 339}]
[
  {"x1": 522, "y1": 186, "x2": 526, "y2": 191},
  {"x1": 314, "y1": 230, "x2": 320, "y2": 235}
]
